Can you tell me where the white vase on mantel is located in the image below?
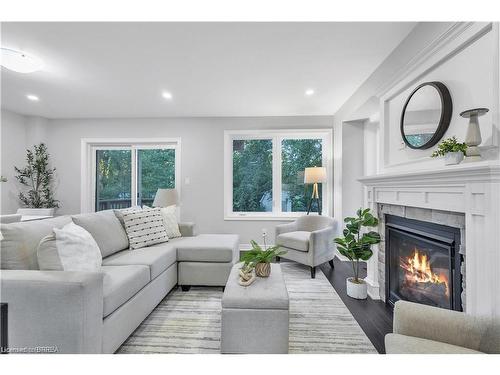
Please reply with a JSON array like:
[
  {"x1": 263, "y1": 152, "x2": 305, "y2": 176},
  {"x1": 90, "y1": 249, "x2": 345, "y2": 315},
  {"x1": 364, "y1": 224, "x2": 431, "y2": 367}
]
[
  {"x1": 444, "y1": 151, "x2": 464, "y2": 166},
  {"x1": 346, "y1": 277, "x2": 368, "y2": 299}
]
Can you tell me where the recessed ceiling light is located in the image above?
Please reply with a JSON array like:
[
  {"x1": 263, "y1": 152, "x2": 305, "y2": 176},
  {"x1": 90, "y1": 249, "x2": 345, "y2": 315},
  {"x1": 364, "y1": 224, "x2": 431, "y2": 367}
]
[
  {"x1": 162, "y1": 91, "x2": 173, "y2": 100},
  {"x1": 26, "y1": 94, "x2": 39, "y2": 102},
  {"x1": 1, "y1": 48, "x2": 43, "y2": 73},
  {"x1": 305, "y1": 89, "x2": 315, "y2": 96}
]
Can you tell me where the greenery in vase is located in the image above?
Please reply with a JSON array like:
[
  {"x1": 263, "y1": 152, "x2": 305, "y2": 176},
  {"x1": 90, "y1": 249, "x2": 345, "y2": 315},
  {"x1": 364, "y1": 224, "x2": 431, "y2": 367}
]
[
  {"x1": 431, "y1": 137, "x2": 467, "y2": 157},
  {"x1": 241, "y1": 240, "x2": 286, "y2": 268},
  {"x1": 334, "y1": 208, "x2": 381, "y2": 284},
  {"x1": 15, "y1": 143, "x2": 59, "y2": 208}
]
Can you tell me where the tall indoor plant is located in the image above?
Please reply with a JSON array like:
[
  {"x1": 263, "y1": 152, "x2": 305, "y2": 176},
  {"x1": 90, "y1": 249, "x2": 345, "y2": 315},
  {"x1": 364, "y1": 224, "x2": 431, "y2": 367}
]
[
  {"x1": 334, "y1": 208, "x2": 381, "y2": 299},
  {"x1": 15, "y1": 143, "x2": 59, "y2": 212}
]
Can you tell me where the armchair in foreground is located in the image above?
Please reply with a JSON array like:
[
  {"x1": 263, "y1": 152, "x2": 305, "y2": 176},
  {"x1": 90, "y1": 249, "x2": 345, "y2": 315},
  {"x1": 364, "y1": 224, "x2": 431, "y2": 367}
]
[{"x1": 385, "y1": 300, "x2": 500, "y2": 354}]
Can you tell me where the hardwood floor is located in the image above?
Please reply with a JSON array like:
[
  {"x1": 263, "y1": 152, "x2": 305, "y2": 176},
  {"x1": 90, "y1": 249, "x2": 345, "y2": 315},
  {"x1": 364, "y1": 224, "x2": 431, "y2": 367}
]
[{"x1": 319, "y1": 258, "x2": 393, "y2": 354}]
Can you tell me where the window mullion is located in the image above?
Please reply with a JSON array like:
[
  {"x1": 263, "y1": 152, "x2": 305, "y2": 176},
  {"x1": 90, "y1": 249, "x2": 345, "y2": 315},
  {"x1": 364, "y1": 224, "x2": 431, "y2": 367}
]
[
  {"x1": 131, "y1": 147, "x2": 138, "y2": 207},
  {"x1": 271, "y1": 136, "x2": 280, "y2": 216}
]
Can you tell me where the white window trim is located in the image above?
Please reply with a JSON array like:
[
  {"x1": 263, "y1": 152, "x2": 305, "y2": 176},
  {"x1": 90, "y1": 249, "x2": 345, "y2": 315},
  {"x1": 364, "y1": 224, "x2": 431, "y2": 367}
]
[
  {"x1": 81, "y1": 138, "x2": 181, "y2": 213},
  {"x1": 224, "y1": 129, "x2": 333, "y2": 221}
]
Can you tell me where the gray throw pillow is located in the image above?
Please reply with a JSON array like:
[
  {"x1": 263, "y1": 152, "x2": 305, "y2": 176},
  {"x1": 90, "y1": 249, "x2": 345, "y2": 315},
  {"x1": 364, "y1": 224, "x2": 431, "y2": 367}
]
[
  {"x1": 122, "y1": 208, "x2": 169, "y2": 250},
  {"x1": 37, "y1": 234, "x2": 63, "y2": 270}
]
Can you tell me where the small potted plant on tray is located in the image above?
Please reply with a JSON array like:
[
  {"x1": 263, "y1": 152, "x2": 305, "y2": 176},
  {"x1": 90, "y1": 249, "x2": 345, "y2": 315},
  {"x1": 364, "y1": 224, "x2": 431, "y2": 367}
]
[
  {"x1": 241, "y1": 239, "x2": 286, "y2": 278},
  {"x1": 431, "y1": 136, "x2": 468, "y2": 165},
  {"x1": 334, "y1": 208, "x2": 381, "y2": 300}
]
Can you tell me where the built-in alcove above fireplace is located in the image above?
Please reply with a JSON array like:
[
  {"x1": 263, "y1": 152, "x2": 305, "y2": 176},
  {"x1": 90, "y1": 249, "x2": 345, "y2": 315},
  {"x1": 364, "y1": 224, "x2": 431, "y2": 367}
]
[{"x1": 385, "y1": 214, "x2": 462, "y2": 311}]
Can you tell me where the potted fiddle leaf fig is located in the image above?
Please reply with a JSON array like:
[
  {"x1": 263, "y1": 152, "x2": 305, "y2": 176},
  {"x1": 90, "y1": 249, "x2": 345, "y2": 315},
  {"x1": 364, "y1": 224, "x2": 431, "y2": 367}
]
[
  {"x1": 241, "y1": 239, "x2": 286, "y2": 278},
  {"x1": 431, "y1": 137, "x2": 468, "y2": 165},
  {"x1": 334, "y1": 208, "x2": 381, "y2": 300}
]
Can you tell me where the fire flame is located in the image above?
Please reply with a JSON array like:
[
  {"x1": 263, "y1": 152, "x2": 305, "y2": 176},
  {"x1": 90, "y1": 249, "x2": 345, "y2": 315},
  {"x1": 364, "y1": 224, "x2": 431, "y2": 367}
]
[{"x1": 400, "y1": 248, "x2": 449, "y2": 297}]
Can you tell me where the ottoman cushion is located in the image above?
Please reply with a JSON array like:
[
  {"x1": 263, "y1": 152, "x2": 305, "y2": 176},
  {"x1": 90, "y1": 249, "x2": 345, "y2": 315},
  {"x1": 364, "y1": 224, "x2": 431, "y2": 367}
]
[
  {"x1": 176, "y1": 234, "x2": 238, "y2": 263},
  {"x1": 222, "y1": 263, "x2": 289, "y2": 310}
]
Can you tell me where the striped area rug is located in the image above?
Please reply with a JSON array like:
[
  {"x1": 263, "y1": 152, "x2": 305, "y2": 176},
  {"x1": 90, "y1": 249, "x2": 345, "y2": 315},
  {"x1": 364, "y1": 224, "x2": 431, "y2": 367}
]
[{"x1": 117, "y1": 262, "x2": 376, "y2": 354}]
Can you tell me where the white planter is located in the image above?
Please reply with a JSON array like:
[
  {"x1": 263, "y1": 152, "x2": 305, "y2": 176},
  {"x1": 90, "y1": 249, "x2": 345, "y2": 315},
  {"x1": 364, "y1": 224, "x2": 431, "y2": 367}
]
[
  {"x1": 16, "y1": 208, "x2": 55, "y2": 216},
  {"x1": 444, "y1": 151, "x2": 464, "y2": 165},
  {"x1": 346, "y1": 277, "x2": 368, "y2": 299}
]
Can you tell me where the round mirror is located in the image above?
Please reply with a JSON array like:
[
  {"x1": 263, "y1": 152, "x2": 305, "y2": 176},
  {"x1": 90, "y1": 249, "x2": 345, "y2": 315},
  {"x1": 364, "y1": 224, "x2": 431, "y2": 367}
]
[{"x1": 400, "y1": 81, "x2": 452, "y2": 149}]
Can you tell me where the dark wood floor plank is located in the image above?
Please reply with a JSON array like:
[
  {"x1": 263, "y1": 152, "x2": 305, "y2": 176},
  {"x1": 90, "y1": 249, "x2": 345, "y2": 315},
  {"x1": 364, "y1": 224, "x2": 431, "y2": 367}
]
[{"x1": 319, "y1": 258, "x2": 393, "y2": 354}]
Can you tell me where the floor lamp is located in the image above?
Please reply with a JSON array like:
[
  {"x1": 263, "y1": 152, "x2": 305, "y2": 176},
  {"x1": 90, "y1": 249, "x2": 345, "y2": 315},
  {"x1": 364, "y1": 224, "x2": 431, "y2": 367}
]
[{"x1": 304, "y1": 167, "x2": 326, "y2": 215}]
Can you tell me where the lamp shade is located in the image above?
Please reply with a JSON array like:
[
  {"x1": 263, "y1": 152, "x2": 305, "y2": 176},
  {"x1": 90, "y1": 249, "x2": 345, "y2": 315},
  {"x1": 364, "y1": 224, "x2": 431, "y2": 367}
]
[
  {"x1": 152, "y1": 189, "x2": 178, "y2": 207},
  {"x1": 304, "y1": 167, "x2": 327, "y2": 184}
]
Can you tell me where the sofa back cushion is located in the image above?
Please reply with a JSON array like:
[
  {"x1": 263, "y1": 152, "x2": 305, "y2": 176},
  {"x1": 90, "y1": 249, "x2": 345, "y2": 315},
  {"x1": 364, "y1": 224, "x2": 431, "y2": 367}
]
[
  {"x1": 0, "y1": 215, "x2": 72, "y2": 270},
  {"x1": 72, "y1": 210, "x2": 129, "y2": 258}
]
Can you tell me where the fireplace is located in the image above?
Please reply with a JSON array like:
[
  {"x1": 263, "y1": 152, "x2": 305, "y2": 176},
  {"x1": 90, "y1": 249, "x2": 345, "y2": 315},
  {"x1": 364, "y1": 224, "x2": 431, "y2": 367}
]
[{"x1": 385, "y1": 214, "x2": 462, "y2": 311}]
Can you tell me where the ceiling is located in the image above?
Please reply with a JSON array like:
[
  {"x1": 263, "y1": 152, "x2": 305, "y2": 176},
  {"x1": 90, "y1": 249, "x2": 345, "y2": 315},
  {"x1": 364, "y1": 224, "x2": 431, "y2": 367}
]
[{"x1": 1, "y1": 22, "x2": 416, "y2": 119}]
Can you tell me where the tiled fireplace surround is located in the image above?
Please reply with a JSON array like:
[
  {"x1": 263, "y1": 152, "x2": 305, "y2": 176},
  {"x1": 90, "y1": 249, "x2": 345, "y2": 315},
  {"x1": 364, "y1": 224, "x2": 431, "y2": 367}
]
[
  {"x1": 376, "y1": 204, "x2": 466, "y2": 310},
  {"x1": 359, "y1": 162, "x2": 500, "y2": 319}
]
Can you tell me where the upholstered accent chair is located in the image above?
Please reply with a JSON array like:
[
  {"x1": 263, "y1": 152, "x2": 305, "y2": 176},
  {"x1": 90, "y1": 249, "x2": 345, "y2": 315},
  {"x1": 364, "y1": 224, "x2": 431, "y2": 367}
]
[
  {"x1": 275, "y1": 215, "x2": 336, "y2": 278},
  {"x1": 385, "y1": 300, "x2": 500, "y2": 354}
]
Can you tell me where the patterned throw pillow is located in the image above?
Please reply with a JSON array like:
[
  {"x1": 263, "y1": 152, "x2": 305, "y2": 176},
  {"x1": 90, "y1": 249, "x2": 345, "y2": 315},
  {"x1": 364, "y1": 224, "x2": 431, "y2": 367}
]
[
  {"x1": 159, "y1": 205, "x2": 182, "y2": 238},
  {"x1": 122, "y1": 208, "x2": 169, "y2": 250}
]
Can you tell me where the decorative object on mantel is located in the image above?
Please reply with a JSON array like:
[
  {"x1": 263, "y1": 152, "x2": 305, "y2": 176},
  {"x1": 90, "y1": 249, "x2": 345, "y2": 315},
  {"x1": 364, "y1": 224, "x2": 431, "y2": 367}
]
[
  {"x1": 431, "y1": 137, "x2": 468, "y2": 165},
  {"x1": 304, "y1": 166, "x2": 326, "y2": 215},
  {"x1": 241, "y1": 234, "x2": 286, "y2": 278},
  {"x1": 460, "y1": 107, "x2": 489, "y2": 162},
  {"x1": 14, "y1": 143, "x2": 59, "y2": 211},
  {"x1": 400, "y1": 81, "x2": 453, "y2": 149},
  {"x1": 334, "y1": 208, "x2": 381, "y2": 300},
  {"x1": 0, "y1": 176, "x2": 7, "y2": 182}
]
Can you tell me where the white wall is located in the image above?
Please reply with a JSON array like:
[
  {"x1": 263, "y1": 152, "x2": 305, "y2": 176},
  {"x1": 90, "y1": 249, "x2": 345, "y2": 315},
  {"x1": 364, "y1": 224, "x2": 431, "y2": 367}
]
[
  {"x1": 383, "y1": 23, "x2": 499, "y2": 171},
  {"x1": 0, "y1": 110, "x2": 50, "y2": 214},
  {"x1": 44, "y1": 116, "x2": 333, "y2": 245},
  {"x1": 1, "y1": 110, "x2": 27, "y2": 214}
]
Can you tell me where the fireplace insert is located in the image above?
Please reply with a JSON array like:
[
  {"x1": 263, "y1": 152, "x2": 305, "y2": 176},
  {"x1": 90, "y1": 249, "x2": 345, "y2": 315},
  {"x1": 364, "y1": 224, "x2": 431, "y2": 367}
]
[{"x1": 385, "y1": 214, "x2": 462, "y2": 311}]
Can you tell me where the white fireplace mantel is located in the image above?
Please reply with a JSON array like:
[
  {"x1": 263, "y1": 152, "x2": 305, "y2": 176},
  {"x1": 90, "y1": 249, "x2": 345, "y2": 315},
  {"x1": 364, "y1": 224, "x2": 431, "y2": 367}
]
[{"x1": 358, "y1": 161, "x2": 500, "y2": 319}]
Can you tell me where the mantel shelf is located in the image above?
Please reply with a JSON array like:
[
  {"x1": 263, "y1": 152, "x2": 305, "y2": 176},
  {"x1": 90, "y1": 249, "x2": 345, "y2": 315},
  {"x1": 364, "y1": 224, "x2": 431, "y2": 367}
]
[{"x1": 359, "y1": 161, "x2": 500, "y2": 186}]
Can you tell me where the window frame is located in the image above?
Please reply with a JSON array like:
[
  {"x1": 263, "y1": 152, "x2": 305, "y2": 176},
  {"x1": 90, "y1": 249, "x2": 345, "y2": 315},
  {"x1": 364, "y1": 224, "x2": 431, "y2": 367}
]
[
  {"x1": 224, "y1": 129, "x2": 332, "y2": 221},
  {"x1": 81, "y1": 138, "x2": 181, "y2": 213}
]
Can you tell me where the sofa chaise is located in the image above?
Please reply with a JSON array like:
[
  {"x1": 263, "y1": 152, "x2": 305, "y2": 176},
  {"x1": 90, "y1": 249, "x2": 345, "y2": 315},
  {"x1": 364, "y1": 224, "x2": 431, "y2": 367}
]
[{"x1": 0, "y1": 210, "x2": 239, "y2": 353}]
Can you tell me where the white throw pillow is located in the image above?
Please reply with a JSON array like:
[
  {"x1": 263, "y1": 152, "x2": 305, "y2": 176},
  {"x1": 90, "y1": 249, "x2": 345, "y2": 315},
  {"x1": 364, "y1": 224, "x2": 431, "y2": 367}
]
[
  {"x1": 51, "y1": 222, "x2": 102, "y2": 272},
  {"x1": 159, "y1": 205, "x2": 182, "y2": 238},
  {"x1": 122, "y1": 207, "x2": 169, "y2": 250}
]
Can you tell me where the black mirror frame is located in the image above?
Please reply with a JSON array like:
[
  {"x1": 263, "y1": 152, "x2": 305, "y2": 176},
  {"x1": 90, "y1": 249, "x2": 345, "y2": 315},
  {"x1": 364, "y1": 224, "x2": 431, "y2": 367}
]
[{"x1": 400, "y1": 81, "x2": 453, "y2": 150}]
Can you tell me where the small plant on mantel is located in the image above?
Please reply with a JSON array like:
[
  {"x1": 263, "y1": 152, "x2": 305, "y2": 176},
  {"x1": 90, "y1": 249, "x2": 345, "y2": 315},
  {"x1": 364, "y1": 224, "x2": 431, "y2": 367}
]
[
  {"x1": 431, "y1": 137, "x2": 467, "y2": 165},
  {"x1": 334, "y1": 208, "x2": 381, "y2": 300},
  {"x1": 15, "y1": 143, "x2": 59, "y2": 209}
]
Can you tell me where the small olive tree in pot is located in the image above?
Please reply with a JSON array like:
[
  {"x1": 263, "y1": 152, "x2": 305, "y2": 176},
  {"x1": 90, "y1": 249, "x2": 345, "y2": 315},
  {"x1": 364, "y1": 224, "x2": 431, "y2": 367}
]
[
  {"x1": 15, "y1": 143, "x2": 59, "y2": 213},
  {"x1": 334, "y1": 208, "x2": 381, "y2": 299}
]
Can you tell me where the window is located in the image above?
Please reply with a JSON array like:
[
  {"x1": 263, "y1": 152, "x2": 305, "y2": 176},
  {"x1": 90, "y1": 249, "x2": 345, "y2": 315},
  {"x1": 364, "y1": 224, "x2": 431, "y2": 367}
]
[
  {"x1": 82, "y1": 139, "x2": 180, "y2": 213},
  {"x1": 224, "y1": 130, "x2": 332, "y2": 220}
]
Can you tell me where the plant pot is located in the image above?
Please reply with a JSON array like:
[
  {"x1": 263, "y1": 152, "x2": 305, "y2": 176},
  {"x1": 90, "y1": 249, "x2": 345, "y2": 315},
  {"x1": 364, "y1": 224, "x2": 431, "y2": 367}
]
[
  {"x1": 444, "y1": 151, "x2": 464, "y2": 165},
  {"x1": 16, "y1": 208, "x2": 55, "y2": 216},
  {"x1": 346, "y1": 277, "x2": 367, "y2": 299},
  {"x1": 255, "y1": 262, "x2": 271, "y2": 277}
]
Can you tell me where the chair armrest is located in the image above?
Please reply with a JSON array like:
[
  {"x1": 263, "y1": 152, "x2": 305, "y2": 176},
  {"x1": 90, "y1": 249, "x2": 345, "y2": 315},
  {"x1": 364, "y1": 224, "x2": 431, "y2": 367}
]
[
  {"x1": 393, "y1": 300, "x2": 491, "y2": 352},
  {"x1": 178, "y1": 222, "x2": 196, "y2": 237},
  {"x1": 275, "y1": 222, "x2": 298, "y2": 238},
  {"x1": 309, "y1": 225, "x2": 335, "y2": 263},
  {"x1": 1, "y1": 270, "x2": 104, "y2": 353}
]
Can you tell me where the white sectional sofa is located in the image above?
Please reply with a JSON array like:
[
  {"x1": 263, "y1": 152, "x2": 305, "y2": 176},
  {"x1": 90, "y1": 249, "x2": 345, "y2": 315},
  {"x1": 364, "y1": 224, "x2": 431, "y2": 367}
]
[{"x1": 0, "y1": 210, "x2": 239, "y2": 353}]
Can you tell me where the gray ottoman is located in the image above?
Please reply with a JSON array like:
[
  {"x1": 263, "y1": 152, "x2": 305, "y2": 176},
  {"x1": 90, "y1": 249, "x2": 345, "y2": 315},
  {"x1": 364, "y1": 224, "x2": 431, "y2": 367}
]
[{"x1": 221, "y1": 263, "x2": 289, "y2": 354}]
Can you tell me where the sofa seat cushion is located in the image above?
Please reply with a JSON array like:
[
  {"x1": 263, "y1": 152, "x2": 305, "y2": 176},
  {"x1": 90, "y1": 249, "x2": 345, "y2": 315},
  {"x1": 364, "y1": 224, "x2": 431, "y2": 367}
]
[
  {"x1": 176, "y1": 234, "x2": 238, "y2": 263},
  {"x1": 101, "y1": 265, "x2": 150, "y2": 317},
  {"x1": 102, "y1": 244, "x2": 177, "y2": 280},
  {"x1": 276, "y1": 231, "x2": 310, "y2": 252},
  {"x1": 385, "y1": 334, "x2": 483, "y2": 354}
]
